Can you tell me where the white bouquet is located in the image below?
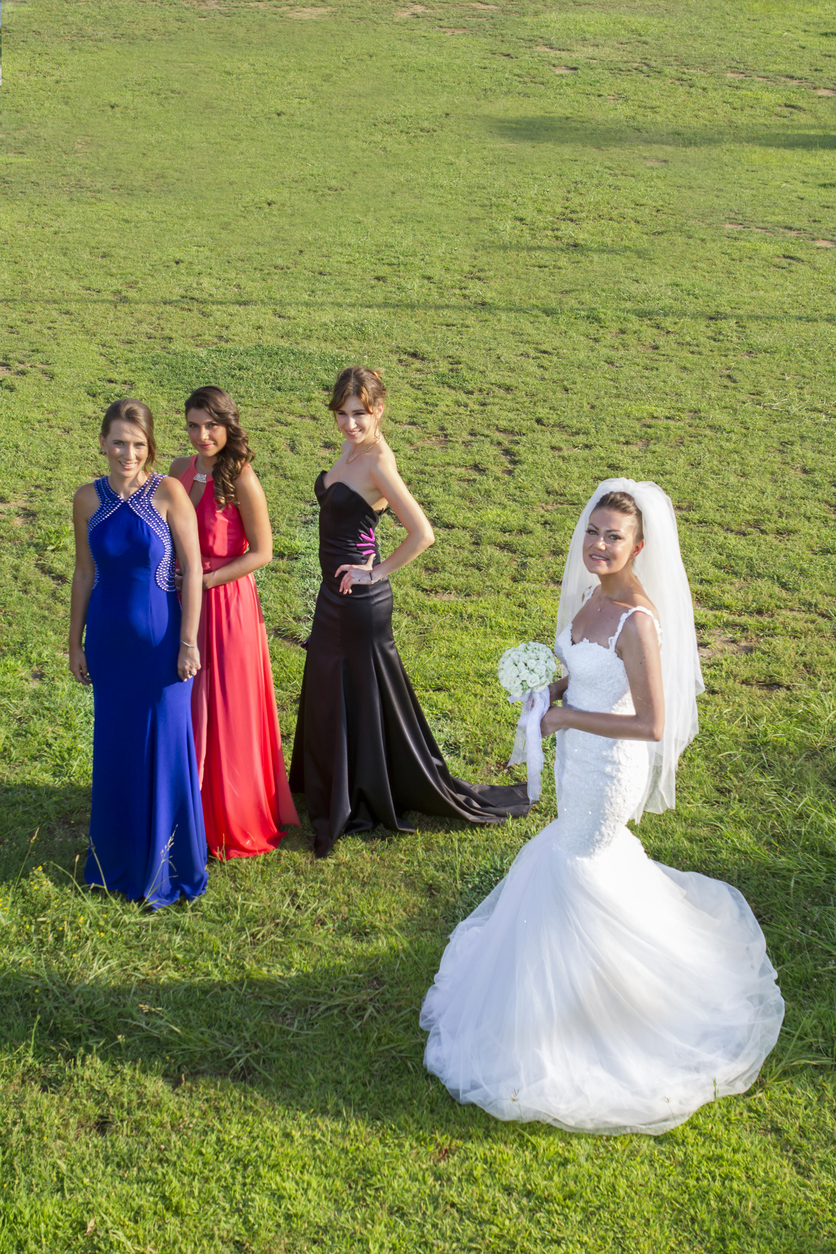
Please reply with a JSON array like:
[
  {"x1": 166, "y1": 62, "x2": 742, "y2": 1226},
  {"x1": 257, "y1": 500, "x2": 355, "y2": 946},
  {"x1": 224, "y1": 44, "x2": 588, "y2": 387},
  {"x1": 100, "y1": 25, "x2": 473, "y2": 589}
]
[
  {"x1": 499, "y1": 641, "x2": 557, "y2": 804},
  {"x1": 498, "y1": 641, "x2": 556, "y2": 701}
]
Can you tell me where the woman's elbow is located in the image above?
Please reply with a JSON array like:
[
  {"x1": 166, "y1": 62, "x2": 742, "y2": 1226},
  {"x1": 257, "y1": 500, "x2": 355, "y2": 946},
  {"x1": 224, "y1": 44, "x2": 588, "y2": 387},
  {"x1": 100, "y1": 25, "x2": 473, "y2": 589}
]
[
  {"x1": 420, "y1": 525, "x2": 435, "y2": 551},
  {"x1": 650, "y1": 714, "x2": 665, "y2": 743},
  {"x1": 250, "y1": 542, "x2": 273, "y2": 570}
]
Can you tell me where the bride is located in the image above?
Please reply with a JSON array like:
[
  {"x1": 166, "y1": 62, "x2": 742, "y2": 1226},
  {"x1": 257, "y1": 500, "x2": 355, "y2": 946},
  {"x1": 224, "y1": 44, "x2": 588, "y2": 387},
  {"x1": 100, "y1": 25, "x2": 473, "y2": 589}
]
[{"x1": 420, "y1": 480, "x2": 784, "y2": 1135}]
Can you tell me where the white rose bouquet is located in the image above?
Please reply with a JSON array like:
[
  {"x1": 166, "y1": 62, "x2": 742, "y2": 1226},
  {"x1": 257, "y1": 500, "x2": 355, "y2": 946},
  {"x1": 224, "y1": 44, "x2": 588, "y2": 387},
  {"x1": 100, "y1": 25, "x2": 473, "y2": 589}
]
[
  {"x1": 498, "y1": 641, "x2": 556, "y2": 701},
  {"x1": 499, "y1": 642, "x2": 557, "y2": 803}
]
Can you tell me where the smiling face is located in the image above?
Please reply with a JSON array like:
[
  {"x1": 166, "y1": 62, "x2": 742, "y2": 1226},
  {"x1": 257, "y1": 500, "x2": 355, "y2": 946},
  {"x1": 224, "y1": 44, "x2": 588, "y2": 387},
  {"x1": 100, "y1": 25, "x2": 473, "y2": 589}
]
[
  {"x1": 335, "y1": 393, "x2": 383, "y2": 448},
  {"x1": 186, "y1": 407, "x2": 229, "y2": 462},
  {"x1": 583, "y1": 507, "x2": 644, "y2": 579},
  {"x1": 99, "y1": 420, "x2": 149, "y2": 480}
]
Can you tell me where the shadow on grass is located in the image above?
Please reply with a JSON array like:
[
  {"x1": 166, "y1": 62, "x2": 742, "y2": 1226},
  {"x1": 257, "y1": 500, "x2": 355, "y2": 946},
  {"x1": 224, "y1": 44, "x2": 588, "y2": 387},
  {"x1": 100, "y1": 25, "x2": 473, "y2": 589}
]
[
  {"x1": 0, "y1": 778, "x2": 833, "y2": 1113},
  {"x1": 0, "y1": 781, "x2": 91, "y2": 886},
  {"x1": 0, "y1": 950, "x2": 432, "y2": 1112},
  {"x1": 486, "y1": 116, "x2": 836, "y2": 151}
]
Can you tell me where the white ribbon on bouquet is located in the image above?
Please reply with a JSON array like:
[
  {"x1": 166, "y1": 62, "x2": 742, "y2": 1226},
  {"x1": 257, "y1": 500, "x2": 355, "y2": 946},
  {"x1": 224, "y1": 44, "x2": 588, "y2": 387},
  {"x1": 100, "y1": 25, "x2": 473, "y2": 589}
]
[{"x1": 507, "y1": 686, "x2": 551, "y2": 803}]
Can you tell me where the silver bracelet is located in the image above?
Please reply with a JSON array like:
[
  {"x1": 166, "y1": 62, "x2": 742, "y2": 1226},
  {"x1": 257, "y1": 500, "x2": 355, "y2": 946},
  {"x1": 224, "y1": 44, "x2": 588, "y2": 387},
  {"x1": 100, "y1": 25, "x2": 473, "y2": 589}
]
[{"x1": 180, "y1": 640, "x2": 196, "y2": 648}]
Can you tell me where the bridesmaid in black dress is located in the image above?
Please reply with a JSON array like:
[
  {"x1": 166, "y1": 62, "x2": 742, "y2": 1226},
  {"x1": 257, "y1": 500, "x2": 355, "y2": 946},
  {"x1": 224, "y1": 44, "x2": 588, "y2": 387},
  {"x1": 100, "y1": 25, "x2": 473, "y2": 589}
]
[{"x1": 289, "y1": 367, "x2": 531, "y2": 858}]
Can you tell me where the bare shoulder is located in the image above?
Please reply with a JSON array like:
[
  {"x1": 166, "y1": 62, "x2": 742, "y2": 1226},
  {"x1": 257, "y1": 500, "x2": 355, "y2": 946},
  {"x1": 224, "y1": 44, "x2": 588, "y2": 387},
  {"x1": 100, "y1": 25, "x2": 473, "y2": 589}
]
[
  {"x1": 368, "y1": 439, "x2": 402, "y2": 482},
  {"x1": 619, "y1": 600, "x2": 662, "y2": 650},
  {"x1": 235, "y1": 462, "x2": 266, "y2": 499},
  {"x1": 73, "y1": 481, "x2": 99, "y2": 505},
  {"x1": 73, "y1": 482, "x2": 99, "y2": 518},
  {"x1": 168, "y1": 456, "x2": 192, "y2": 478},
  {"x1": 153, "y1": 475, "x2": 189, "y2": 507}
]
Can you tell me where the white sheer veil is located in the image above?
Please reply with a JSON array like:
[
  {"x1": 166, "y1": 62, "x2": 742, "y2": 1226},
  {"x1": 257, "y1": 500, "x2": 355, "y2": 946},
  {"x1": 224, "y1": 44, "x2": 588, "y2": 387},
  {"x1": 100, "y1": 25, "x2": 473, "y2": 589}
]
[{"x1": 555, "y1": 478, "x2": 704, "y2": 820}]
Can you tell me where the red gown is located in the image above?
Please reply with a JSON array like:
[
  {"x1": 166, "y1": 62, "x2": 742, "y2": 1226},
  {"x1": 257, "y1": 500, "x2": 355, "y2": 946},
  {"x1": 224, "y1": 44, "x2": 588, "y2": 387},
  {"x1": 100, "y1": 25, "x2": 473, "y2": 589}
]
[{"x1": 178, "y1": 457, "x2": 299, "y2": 858}]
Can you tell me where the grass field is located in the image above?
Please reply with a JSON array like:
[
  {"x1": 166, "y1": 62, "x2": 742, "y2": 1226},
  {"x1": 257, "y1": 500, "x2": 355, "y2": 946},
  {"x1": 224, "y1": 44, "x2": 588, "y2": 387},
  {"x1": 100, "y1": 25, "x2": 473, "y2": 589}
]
[{"x1": 1, "y1": 0, "x2": 836, "y2": 1249}]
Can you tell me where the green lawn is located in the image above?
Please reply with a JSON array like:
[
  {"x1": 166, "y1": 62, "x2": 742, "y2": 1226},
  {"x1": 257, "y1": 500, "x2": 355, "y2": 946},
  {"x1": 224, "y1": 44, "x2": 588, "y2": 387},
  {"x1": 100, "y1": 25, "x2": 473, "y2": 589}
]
[{"x1": 1, "y1": 0, "x2": 835, "y2": 1249}]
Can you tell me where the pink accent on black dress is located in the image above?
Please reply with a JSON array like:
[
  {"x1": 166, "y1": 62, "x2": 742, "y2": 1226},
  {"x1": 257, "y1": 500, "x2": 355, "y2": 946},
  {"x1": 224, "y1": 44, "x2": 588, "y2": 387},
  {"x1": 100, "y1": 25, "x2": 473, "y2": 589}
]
[{"x1": 289, "y1": 473, "x2": 530, "y2": 858}]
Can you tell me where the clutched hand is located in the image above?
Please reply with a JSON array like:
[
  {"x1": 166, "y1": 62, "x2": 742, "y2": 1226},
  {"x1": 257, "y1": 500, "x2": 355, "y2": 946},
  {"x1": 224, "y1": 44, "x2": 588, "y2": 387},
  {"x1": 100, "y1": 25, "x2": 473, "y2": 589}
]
[{"x1": 335, "y1": 554, "x2": 375, "y2": 595}]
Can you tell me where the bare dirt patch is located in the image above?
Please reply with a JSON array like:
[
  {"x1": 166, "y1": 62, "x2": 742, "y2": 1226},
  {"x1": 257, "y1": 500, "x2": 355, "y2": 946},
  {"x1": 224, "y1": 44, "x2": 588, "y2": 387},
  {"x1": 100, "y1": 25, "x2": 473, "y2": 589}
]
[
  {"x1": 815, "y1": 87, "x2": 836, "y2": 96},
  {"x1": 439, "y1": 27, "x2": 467, "y2": 34},
  {"x1": 725, "y1": 223, "x2": 827, "y2": 246},
  {"x1": 284, "y1": 6, "x2": 331, "y2": 17},
  {"x1": 395, "y1": 4, "x2": 427, "y2": 14},
  {"x1": 698, "y1": 632, "x2": 757, "y2": 661},
  {"x1": 552, "y1": 66, "x2": 579, "y2": 75}
]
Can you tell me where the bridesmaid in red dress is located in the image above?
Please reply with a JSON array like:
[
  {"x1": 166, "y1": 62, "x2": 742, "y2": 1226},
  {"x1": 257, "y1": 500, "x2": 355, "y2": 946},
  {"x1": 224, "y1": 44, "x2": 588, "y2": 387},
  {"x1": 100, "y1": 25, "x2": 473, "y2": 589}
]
[{"x1": 169, "y1": 386, "x2": 298, "y2": 858}]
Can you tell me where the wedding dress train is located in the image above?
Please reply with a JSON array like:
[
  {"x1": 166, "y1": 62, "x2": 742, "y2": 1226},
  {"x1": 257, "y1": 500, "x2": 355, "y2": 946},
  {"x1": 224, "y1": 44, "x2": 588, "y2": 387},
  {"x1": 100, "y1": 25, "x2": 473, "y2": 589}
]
[{"x1": 420, "y1": 610, "x2": 784, "y2": 1135}]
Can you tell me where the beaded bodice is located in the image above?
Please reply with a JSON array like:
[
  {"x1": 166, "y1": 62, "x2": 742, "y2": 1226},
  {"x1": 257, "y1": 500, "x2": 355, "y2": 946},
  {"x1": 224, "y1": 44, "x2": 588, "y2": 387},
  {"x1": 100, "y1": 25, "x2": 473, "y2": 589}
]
[{"x1": 88, "y1": 475, "x2": 175, "y2": 592}]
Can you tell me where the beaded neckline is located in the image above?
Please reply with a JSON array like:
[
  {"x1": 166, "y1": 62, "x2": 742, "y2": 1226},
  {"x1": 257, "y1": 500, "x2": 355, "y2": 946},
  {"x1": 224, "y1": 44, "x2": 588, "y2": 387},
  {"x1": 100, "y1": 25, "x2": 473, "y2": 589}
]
[{"x1": 88, "y1": 474, "x2": 176, "y2": 593}]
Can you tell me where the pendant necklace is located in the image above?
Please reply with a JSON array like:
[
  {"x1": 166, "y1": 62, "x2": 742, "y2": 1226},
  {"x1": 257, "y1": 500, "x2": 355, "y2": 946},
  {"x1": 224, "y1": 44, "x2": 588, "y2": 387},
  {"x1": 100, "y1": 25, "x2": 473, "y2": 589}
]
[{"x1": 194, "y1": 457, "x2": 213, "y2": 484}]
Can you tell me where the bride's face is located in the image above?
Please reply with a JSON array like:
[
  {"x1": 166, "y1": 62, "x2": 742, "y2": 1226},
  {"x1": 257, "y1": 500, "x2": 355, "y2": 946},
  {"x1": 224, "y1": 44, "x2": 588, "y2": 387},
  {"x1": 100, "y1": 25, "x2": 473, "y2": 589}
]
[{"x1": 583, "y1": 508, "x2": 643, "y2": 577}]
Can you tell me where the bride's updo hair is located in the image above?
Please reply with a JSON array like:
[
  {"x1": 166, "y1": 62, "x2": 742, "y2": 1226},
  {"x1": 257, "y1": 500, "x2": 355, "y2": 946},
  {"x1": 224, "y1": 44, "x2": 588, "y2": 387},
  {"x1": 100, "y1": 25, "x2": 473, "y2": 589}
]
[
  {"x1": 184, "y1": 385, "x2": 254, "y2": 510},
  {"x1": 593, "y1": 490, "x2": 644, "y2": 542},
  {"x1": 328, "y1": 366, "x2": 386, "y2": 415}
]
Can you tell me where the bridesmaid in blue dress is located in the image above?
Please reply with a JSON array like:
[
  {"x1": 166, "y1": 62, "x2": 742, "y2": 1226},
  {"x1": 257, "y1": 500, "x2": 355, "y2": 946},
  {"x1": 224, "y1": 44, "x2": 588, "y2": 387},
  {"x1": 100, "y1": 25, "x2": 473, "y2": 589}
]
[{"x1": 69, "y1": 398, "x2": 208, "y2": 908}]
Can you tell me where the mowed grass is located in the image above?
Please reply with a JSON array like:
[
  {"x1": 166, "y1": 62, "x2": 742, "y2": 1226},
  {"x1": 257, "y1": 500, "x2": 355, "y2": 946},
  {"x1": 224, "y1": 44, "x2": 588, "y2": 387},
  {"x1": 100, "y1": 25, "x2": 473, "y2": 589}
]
[{"x1": 1, "y1": 0, "x2": 835, "y2": 1249}]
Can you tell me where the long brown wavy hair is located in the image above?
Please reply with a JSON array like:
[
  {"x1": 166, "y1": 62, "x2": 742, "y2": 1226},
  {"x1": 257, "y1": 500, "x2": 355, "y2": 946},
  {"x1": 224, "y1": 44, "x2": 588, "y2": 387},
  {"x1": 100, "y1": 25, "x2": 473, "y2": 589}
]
[{"x1": 184, "y1": 386, "x2": 254, "y2": 509}]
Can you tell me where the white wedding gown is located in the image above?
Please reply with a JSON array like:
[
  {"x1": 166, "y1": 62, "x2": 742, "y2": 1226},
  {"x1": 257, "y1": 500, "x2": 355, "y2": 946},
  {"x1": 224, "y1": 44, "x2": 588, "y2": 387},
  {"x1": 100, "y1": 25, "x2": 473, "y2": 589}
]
[{"x1": 421, "y1": 610, "x2": 784, "y2": 1135}]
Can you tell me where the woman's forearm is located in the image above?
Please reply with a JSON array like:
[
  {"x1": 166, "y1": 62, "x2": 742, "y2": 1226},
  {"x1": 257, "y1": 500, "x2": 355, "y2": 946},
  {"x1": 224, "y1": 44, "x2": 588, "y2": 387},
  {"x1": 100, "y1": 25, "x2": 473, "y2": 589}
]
[
  {"x1": 371, "y1": 527, "x2": 434, "y2": 581},
  {"x1": 204, "y1": 547, "x2": 271, "y2": 590},
  {"x1": 179, "y1": 567, "x2": 203, "y2": 644},
  {"x1": 69, "y1": 571, "x2": 94, "y2": 648},
  {"x1": 560, "y1": 706, "x2": 664, "y2": 742}
]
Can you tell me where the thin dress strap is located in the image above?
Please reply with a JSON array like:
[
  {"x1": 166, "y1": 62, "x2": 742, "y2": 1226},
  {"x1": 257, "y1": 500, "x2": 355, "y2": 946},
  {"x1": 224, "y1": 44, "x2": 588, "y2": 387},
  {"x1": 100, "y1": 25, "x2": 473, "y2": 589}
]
[
  {"x1": 177, "y1": 455, "x2": 198, "y2": 492},
  {"x1": 608, "y1": 605, "x2": 662, "y2": 651}
]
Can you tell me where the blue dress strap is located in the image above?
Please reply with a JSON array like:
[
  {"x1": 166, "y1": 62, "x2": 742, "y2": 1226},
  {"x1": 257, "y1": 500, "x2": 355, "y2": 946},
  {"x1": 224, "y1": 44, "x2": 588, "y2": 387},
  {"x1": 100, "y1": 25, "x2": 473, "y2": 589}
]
[{"x1": 608, "y1": 605, "x2": 662, "y2": 651}]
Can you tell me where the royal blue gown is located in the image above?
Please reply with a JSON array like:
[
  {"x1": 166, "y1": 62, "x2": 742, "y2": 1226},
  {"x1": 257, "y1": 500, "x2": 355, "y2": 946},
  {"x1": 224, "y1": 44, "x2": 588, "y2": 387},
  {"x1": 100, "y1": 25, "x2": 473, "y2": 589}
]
[{"x1": 84, "y1": 474, "x2": 208, "y2": 908}]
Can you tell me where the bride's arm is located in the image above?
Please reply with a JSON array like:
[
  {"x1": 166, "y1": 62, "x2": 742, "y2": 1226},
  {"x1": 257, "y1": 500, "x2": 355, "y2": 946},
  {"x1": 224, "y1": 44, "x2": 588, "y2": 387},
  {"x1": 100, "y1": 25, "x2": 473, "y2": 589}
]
[
  {"x1": 541, "y1": 614, "x2": 664, "y2": 742},
  {"x1": 548, "y1": 677, "x2": 569, "y2": 703}
]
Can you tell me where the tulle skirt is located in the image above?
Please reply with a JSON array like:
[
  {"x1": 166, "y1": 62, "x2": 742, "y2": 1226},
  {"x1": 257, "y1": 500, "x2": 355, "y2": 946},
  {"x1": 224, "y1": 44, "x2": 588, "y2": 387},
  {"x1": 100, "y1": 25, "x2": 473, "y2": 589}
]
[{"x1": 420, "y1": 824, "x2": 784, "y2": 1135}]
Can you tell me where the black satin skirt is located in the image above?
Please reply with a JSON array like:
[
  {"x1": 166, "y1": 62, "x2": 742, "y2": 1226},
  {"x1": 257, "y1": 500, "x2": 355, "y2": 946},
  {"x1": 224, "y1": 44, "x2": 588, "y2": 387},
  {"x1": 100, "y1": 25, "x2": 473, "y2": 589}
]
[{"x1": 289, "y1": 577, "x2": 531, "y2": 858}]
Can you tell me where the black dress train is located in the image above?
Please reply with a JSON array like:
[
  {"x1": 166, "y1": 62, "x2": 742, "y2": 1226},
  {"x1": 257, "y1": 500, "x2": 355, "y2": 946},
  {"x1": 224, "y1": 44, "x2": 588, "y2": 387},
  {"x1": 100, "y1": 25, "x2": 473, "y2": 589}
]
[{"x1": 289, "y1": 473, "x2": 531, "y2": 857}]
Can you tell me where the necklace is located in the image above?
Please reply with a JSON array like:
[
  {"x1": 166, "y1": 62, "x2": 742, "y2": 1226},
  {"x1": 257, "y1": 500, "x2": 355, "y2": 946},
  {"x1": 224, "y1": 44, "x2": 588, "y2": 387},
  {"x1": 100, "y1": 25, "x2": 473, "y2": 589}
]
[
  {"x1": 596, "y1": 578, "x2": 637, "y2": 610},
  {"x1": 346, "y1": 433, "x2": 382, "y2": 464},
  {"x1": 194, "y1": 457, "x2": 213, "y2": 484}
]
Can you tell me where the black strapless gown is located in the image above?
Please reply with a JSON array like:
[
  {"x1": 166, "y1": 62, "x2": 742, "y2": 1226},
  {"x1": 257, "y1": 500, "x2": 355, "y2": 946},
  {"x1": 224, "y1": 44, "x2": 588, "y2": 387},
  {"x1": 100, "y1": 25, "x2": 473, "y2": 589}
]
[{"x1": 289, "y1": 473, "x2": 531, "y2": 857}]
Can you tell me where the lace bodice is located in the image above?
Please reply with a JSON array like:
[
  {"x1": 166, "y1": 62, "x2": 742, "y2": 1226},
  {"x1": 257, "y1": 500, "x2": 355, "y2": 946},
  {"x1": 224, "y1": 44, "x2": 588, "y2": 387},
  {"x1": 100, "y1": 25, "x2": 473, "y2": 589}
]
[
  {"x1": 555, "y1": 606, "x2": 661, "y2": 717},
  {"x1": 553, "y1": 607, "x2": 661, "y2": 856}
]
